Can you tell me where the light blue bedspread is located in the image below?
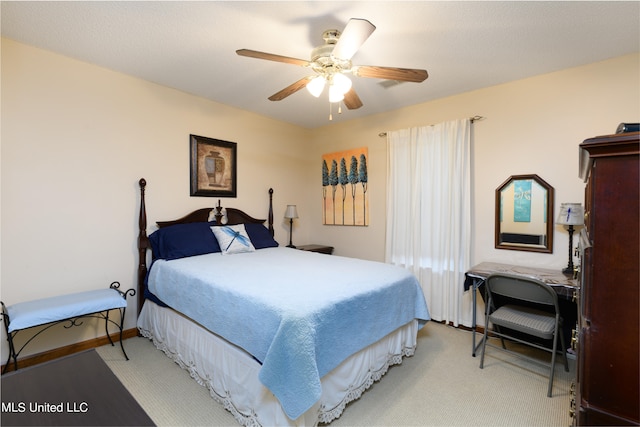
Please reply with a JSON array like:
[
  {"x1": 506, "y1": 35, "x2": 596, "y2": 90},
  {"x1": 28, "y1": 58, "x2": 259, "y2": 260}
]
[{"x1": 148, "y1": 247, "x2": 430, "y2": 420}]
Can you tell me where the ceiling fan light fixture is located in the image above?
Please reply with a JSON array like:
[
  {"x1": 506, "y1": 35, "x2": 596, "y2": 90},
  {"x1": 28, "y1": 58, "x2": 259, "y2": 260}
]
[
  {"x1": 237, "y1": 17, "x2": 429, "y2": 120},
  {"x1": 306, "y1": 76, "x2": 326, "y2": 97},
  {"x1": 332, "y1": 73, "x2": 352, "y2": 94}
]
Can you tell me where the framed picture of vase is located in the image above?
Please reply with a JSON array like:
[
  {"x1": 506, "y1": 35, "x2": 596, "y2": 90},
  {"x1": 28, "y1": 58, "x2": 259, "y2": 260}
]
[{"x1": 190, "y1": 134, "x2": 237, "y2": 197}]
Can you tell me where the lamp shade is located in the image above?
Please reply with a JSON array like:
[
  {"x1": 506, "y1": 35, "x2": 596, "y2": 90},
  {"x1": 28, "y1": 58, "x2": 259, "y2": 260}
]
[
  {"x1": 284, "y1": 205, "x2": 299, "y2": 219},
  {"x1": 556, "y1": 203, "x2": 584, "y2": 225},
  {"x1": 328, "y1": 85, "x2": 345, "y2": 103},
  {"x1": 332, "y1": 73, "x2": 352, "y2": 94},
  {"x1": 306, "y1": 76, "x2": 325, "y2": 97}
]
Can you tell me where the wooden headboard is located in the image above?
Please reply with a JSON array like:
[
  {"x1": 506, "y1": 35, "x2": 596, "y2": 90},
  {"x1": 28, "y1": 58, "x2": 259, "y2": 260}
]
[{"x1": 137, "y1": 178, "x2": 274, "y2": 313}]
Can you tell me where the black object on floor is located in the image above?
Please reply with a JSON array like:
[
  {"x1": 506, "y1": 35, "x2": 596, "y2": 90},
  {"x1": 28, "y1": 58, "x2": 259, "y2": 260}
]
[{"x1": 1, "y1": 349, "x2": 155, "y2": 426}]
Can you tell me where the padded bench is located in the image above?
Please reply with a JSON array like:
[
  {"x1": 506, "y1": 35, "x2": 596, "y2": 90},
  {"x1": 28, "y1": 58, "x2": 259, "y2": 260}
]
[{"x1": 1, "y1": 282, "x2": 135, "y2": 373}]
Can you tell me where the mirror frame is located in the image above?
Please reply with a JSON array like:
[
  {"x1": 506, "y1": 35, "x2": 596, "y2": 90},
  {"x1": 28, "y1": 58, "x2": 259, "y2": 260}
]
[{"x1": 495, "y1": 174, "x2": 554, "y2": 253}]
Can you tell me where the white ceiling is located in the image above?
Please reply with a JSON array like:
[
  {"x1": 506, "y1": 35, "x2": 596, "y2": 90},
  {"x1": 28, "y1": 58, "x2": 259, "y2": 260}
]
[{"x1": 2, "y1": 1, "x2": 639, "y2": 129}]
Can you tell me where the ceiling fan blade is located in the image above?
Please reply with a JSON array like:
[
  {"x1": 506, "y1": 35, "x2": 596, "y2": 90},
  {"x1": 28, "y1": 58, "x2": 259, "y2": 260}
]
[
  {"x1": 354, "y1": 65, "x2": 428, "y2": 83},
  {"x1": 331, "y1": 18, "x2": 376, "y2": 60},
  {"x1": 268, "y1": 77, "x2": 312, "y2": 101},
  {"x1": 236, "y1": 49, "x2": 310, "y2": 67},
  {"x1": 343, "y1": 88, "x2": 363, "y2": 110}
]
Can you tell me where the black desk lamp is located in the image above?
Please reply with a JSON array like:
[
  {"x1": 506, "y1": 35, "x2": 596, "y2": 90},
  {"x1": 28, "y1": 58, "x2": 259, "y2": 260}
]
[
  {"x1": 556, "y1": 203, "x2": 584, "y2": 276},
  {"x1": 284, "y1": 205, "x2": 299, "y2": 248}
]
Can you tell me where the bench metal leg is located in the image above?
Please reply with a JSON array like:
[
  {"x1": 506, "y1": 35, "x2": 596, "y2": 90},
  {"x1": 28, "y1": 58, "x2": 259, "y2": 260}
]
[
  {"x1": 3, "y1": 333, "x2": 18, "y2": 375},
  {"x1": 106, "y1": 306, "x2": 130, "y2": 361},
  {"x1": 118, "y1": 307, "x2": 129, "y2": 361},
  {"x1": 105, "y1": 310, "x2": 116, "y2": 347},
  {"x1": 94, "y1": 307, "x2": 130, "y2": 360}
]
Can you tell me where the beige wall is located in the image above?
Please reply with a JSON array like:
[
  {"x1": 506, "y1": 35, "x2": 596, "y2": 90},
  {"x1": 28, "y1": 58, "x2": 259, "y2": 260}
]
[
  {"x1": 2, "y1": 37, "x2": 638, "y2": 357},
  {"x1": 1, "y1": 39, "x2": 313, "y2": 356},
  {"x1": 307, "y1": 54, "x2": 640, "y2": 270}
]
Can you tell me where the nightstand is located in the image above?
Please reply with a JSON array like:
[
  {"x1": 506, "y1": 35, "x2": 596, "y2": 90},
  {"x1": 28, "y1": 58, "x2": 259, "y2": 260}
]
[{"x1": 297, "y1": 244, "x2": 334, "y2": 255}]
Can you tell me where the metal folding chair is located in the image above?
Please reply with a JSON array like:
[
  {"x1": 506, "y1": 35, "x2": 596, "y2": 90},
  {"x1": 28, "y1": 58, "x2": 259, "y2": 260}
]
[{"x1": 479, "y1": 273, "x2": 569, "y2": 397}]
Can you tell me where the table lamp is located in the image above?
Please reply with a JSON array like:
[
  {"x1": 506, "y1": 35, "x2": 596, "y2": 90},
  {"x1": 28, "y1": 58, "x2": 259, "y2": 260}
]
[
  {"x1": 556, "y1": 202, "x2": 584, "y2": 275},
  {"x1": 284, "y1": 205, "x2": 298, "y2": 248}
]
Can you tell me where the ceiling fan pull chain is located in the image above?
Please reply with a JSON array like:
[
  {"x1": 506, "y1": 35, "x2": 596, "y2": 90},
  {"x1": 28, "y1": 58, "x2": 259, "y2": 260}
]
[{"x1": 329, "y1": 102, "x2": 333, "y2": 121}]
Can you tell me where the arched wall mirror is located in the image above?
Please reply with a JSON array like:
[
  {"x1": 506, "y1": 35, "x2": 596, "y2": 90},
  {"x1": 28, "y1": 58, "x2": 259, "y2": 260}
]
[{"x1": 495, "y1": 174, "x2": 554, "y2": 253}]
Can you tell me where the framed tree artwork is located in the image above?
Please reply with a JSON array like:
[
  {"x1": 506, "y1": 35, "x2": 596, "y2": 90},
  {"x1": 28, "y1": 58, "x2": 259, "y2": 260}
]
[
  {"x1": 190, "y1": 134, "x2": 237, "y2": 197},
  {"x1": 321, "y1": 147, "x2": 369, "y2": 226}
]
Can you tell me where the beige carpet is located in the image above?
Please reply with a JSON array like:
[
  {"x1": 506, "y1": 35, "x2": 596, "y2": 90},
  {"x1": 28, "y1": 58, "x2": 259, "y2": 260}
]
[{"x1": 97, "y1": 321, "x2": 574, "y2": 426}]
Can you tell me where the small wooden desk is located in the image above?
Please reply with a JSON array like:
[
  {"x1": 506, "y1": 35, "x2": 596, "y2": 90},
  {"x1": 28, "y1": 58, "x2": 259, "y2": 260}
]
[{"x1": 464, "y1": 262, "x2": 579, "y2": 356}]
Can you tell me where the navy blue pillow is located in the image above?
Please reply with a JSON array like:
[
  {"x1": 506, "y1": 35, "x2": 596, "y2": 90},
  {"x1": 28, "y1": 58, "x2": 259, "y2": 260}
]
[
  {"x1": 149, "y1": 222, "x2": 221, "y2": 260},
  {"x1": 244, "y1": 223, "x2": 279, "y2": 249}
]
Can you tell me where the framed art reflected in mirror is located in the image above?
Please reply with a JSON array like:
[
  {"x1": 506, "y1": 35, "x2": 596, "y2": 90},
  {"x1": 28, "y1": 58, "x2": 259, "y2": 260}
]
[{"x1": 495, "y1": 174, "x2": 554, "y2": 253}]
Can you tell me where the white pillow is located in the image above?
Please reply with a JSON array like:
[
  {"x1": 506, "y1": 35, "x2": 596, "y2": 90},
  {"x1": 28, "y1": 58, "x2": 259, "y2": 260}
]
[{"x1": 211, "y1": 224, "x2": 256, "y2": 255}]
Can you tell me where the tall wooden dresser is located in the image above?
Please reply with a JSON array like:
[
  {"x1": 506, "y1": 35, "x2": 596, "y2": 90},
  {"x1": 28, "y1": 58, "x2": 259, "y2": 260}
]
[{"x1": 572, "y1": 131, "x2": 639, "y2": 426}]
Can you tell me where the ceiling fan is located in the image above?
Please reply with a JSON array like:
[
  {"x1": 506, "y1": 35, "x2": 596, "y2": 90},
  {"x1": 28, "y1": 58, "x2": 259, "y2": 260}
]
[{"x1": 236, "y1": 18, "x2": 428, "y2": 116}]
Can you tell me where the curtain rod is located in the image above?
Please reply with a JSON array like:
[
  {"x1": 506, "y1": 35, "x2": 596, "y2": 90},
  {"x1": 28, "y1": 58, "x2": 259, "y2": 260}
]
[{"x1": 378, "y1": 115, "x2": 484, "y2": 138}]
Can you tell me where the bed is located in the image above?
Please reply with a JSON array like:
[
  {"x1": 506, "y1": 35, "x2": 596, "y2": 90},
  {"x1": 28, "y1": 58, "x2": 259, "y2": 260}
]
[{"x1": 135, "y1": 179, "x2": 430, "y2": 426}]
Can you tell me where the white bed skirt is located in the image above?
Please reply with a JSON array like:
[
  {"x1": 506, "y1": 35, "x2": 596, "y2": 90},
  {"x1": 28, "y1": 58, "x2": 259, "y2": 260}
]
[{"x1": 137, "y1": 300, "x2": 419, "y2": 426}]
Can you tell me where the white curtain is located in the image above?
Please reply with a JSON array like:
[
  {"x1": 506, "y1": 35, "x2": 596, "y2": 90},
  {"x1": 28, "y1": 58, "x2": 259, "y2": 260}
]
[{"x1": 385, "y1": 118, "x2": 472, "y2": 327}]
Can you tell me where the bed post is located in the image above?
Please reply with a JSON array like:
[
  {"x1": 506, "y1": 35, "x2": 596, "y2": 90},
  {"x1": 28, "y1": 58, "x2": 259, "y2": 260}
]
[
  {"x1": 268, "y1": 188, "x2": 274, "y2": 237},
  {"x1": 137, "y1": 178, "x2": 148, "y2": 315}
]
